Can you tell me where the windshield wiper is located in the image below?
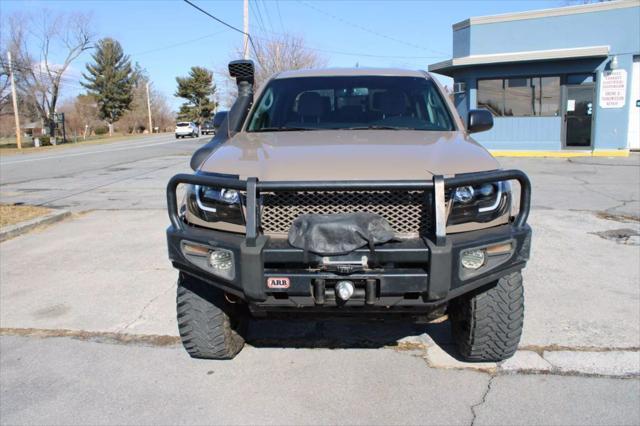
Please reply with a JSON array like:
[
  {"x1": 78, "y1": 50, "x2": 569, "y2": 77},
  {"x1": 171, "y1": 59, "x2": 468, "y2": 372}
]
[
  {"x1": 334, "y1": 125, "x2": 414, "y2": 130},
  {"x1": 253, "y1": 126, "x2": 320, "y2": 132}
]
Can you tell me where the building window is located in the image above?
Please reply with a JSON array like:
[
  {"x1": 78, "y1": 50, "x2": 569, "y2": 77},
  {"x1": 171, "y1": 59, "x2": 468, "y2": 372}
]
[
  {"x1": 477, "y1": 76, "x2": 560, "y2": 117},
  {"x1": 477, "y1": 79, "x2": 504, "y2": 116}
]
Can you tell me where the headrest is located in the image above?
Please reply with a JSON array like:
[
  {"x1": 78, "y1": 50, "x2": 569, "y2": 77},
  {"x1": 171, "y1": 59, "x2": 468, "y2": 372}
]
[
  {"x1": 378, "y1": 91, "x2": 406, "y2": 116},
  {"x1": 298, "y1": 92, "x2": 324, "y2": 117}
]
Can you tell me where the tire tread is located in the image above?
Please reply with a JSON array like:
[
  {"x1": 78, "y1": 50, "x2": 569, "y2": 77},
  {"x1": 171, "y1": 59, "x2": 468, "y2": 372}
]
[
  {"x1": 450, "y1": 272, "x2": 524, "y2": 362},
  {"x1": 176, "y1": 274, "x2": 246, "y2": 359}
]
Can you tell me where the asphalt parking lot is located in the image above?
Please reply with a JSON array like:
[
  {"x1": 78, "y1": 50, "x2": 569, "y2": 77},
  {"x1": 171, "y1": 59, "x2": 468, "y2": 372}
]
[{"x1": 1, "y1": 134, "x2": 639, "y2": 425}]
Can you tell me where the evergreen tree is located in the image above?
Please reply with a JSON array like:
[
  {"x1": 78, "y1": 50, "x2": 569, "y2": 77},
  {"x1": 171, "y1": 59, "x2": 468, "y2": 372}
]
[
  {"x1": 82, "y1": 38, "x2": 134, "y2": 135},
  {"x1": 174, "y1": 66, "x2": 217, "y2": 124}
]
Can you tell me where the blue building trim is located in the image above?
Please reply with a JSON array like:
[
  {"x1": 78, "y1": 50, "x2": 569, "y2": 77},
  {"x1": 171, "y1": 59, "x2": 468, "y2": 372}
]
[{"x1": 431, "y1": 1, "x2": 640, "y2": 153}]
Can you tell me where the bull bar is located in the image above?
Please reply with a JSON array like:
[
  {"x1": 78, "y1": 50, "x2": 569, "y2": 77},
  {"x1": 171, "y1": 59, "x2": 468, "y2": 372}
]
[{"x1": 166, "y1": 169, "x2": 532, "y2": 307}]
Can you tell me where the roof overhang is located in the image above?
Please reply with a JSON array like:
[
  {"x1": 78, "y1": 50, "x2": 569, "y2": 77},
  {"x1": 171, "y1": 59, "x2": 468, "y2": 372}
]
[{"x1": 429, "y1": 45, "x2": 610, "y2": 75}]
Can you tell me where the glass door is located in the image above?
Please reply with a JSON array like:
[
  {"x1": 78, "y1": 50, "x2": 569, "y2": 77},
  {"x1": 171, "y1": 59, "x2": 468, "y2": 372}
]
[{"x1": 563, "y1": 84, "x2": 595, "y2": 148}]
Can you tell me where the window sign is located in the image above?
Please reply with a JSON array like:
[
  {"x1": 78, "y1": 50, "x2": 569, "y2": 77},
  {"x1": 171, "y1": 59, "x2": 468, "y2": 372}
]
[
  {"x1": 599, "y1": 69, "x2": 627, "y2": 109},
  {"x1": 567, "y1": 99, "x2": 576, "y2": 112}
]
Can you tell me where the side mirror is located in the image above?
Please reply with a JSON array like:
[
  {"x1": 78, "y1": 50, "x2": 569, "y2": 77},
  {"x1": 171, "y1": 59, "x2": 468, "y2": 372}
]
[{"x1": 467, "y1": 109, "x2": 493, "y2": 133}]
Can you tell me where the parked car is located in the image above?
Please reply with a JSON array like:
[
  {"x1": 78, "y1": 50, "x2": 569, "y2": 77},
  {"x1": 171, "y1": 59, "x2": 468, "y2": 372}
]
[
  {"x1": 212, "y1": 111, "x2": 228, "y2": 133},
  {"x1": 175, "y1": 122, "x2": 199, "y2": 138},
  {"x1": 166, "y1": 60, "x2": 532, "y2": 361},
  {"x1": 200, "y1": 120, "x2": 215, "y2": 136}
]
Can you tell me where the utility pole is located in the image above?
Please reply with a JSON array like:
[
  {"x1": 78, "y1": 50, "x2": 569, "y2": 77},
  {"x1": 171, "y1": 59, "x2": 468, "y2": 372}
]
[
  {"x1": 146, "y1": 82, "x2": 153, "y2": 133},
  {"x1": 243, "y1": 0, "x2": 249, "y2": 59},
  {"x1": 7, "y1": 51, "x2": 22, "y2": 150}
]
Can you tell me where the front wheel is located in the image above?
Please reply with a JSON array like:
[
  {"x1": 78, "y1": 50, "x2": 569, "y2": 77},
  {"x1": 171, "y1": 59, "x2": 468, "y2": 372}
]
[
  {"x1": 176, "y1": 273, "x2": 248, "y2": 359},
  {"x1": 448, "y1": 272, "x2": 524, "y2": 362}
]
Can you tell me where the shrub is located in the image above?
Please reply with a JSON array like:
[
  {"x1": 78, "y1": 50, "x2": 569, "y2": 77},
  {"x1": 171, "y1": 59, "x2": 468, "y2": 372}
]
[{"x1": 94, "y1": 126, "x2": 108, "y2": 135}]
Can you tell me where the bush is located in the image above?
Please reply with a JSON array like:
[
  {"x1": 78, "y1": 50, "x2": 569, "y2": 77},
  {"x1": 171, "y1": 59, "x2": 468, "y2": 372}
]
[
  {"x1": 94, "y1": 126, "x2": 108, "y2": 135},
  {"x1": 38, "y1": 136, "x2": 51, "y2": 146}
]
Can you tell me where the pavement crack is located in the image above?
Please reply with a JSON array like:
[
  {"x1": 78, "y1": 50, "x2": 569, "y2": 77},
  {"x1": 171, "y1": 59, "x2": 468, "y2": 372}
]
[
  {"x1": 116, "y1": 283, "x2": 175, "y2": 333},
  {"x1": 470, "y1": 375, "x2": 494, "y2": 426},
  {"x1": 0, "y1": 328, "x2": 180, "y2": 347}
]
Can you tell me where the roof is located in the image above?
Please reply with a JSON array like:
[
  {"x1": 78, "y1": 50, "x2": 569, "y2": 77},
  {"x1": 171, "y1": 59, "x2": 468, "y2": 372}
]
[
  {"x1": 273, "y1": 68, "x2": 428, "y2": 79},
  {"x1": 453, "y1": 0, "x2": 639, "y2": 31},
  {"x1": 429, "y1": 45, "x2": 610, "y2": 75}
]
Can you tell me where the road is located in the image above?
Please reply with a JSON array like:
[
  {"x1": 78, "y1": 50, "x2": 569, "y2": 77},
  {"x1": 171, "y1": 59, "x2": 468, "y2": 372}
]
[
  {"x1": 0, "y1": 133, "x2": 207, "y2": 212},
  {"x1": 0, "y1": 134, "x2": 639, "y2": 425}
]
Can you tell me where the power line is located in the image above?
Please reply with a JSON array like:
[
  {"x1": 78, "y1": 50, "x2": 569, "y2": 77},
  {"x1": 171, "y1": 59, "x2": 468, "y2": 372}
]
[
  {"x1": 275, "y1": 0, "x2": 286, "y2": 33},
  {"x1": 249, "y1": 31, "x2": 443, "y2": 60},
  {"x1": 296, "y1": 0, "x2": 448, "y2": 56},
  {"x1": 249, "y1": 0, "x2": 268, "y2": 35},
  {"x1": 258, "y1": 0, "x2": 276, "y2": 34},
  {"x1": 182, "y1": 0, "x2": 264, "y2": 67},
  {"x1": 131, "y1": 30, "x2": 227, "y2": 57}
]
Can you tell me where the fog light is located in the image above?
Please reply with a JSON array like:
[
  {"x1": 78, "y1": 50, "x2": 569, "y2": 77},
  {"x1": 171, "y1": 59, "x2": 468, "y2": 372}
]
[
  {"x1": 335, "y1": 280, "x2": 355, "y2": 301},
  {"x1": 461, "y1": 249, "x2": 485, "y2": 270},
  {"x1": 209, "y1": 249, "x2": 235, "y2": 280},
  {"x1": 209, "y1": 249, "x2": 233, "y2": 271}
]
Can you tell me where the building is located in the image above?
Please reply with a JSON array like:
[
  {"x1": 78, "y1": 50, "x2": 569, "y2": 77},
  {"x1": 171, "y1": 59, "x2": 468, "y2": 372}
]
[{"x1": 429, "y1": 0, "x2": 640, "y2": 156}]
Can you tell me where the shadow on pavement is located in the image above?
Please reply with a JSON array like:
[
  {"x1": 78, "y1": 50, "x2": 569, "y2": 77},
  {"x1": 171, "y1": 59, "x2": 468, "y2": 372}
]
[{"x1": 246, "y1": 317, "x2": 457, "y2": 352}]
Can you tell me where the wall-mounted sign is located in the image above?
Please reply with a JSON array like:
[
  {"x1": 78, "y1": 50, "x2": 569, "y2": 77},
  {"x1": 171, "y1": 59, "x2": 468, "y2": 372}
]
[{"x1": 599, "y1": 69, "x2": 627, "y2": 109}]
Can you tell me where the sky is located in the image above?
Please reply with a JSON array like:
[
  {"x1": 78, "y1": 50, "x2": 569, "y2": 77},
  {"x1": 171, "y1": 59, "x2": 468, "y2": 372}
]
[{"x1": 1, "y1": 0, "x2": 572, "y2": 110}]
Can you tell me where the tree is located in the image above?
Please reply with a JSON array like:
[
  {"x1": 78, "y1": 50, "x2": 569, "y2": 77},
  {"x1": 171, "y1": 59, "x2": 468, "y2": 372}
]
[
  {"x1": 119, "y1": 66, "x2": 173, "y2": 134},
  {"x1": 3, "y1": 11, "x2": 93, "y2": 138},
  {"x1": 82, "y1": 38, "x2": 135, "y2": 136},
  {"x1": 221, "y1": 33, "x2": 326, "y2": 105},
  {"x1": 58, "y1": 94, "x2": 101, "y2": 138},
  {"x1": 174, "y1": 66, "x2": 217, "y2": 124},
  {"x1": 251, "y1": 34, "x2": 327, "y2": 88}
]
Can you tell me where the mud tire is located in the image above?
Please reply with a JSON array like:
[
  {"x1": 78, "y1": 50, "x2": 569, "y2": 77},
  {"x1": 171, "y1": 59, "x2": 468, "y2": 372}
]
[
  {"x1": 449, "y1": 272, "x2": 524, "y2": 362},
  {"x1": 176, "y1": 273, "x2": 247, "y2": 359}
]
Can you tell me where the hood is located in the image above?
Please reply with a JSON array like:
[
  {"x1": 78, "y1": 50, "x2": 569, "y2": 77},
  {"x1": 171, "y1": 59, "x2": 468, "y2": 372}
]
[{"x1": 199, "y1": 130, "x2": 500, "y2": 181}]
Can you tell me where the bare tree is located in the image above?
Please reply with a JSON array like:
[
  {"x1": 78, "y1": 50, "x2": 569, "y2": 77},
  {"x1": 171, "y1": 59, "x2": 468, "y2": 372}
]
[
  {"x1": 252, "y1": 34, "x2": 326, "y2": 87},
  {"x1": 220, "y1": 33, "x2": 326, "y2": 105},
  {"x1": 6, "y1": 11, "x2": 93, "y2": 138}
]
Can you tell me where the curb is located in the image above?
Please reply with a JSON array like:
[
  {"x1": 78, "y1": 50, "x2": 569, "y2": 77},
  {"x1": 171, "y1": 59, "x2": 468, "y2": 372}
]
[{"x1": 0, "y1": 209, "x2": 72, "y2": 242}]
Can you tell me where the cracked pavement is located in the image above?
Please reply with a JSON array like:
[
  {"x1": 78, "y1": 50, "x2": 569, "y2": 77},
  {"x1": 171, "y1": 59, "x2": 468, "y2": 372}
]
[{"x1": 1, "y1": 136, "x2": 639, "y2": 425}]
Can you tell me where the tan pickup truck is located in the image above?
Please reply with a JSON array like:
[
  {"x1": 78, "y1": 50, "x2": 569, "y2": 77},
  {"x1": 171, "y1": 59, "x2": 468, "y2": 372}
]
[{"x1": 166, "y1": 60, "x2": 532, "y2": 361}]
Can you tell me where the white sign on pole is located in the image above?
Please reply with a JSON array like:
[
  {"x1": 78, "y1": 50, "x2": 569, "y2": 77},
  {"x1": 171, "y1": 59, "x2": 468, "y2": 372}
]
[{"x1": 599, "y1": 69, "x2": 627, "y2": 109}]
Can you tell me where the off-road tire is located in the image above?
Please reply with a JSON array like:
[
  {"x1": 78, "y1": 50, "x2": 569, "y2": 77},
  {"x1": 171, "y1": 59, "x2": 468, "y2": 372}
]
[
  {"x1": 176, "y1": 273, "x2": 247, "y2": 359},
  {"x1": 449, "y1": 272, "x2": 524, "y2": 362}
]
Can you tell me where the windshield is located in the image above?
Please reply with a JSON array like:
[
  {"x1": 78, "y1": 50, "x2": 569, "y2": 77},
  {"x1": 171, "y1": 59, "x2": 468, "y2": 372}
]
[
  {"x1": 247, "y1": 76, "x2": 455, "y2": 132},
  {"x1": 176, "y1": 122, "x2": 190, "y2": 127}
]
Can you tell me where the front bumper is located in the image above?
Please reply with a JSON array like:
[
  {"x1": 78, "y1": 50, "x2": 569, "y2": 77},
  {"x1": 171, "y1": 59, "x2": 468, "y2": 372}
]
[{"x1": 166, "y1": 170, "x2": 532, "y2": 312}]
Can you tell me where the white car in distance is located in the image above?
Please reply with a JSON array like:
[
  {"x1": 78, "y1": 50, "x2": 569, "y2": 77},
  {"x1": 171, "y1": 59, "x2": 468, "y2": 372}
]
[{"x1": 175, "y1": 122, "x2": 199, "y2": 139}]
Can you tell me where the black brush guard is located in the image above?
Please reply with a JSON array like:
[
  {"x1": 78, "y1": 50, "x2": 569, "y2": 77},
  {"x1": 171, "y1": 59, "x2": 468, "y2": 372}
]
[{"x1": 166, "y1": 170, "x2": 531, "y2": 307}]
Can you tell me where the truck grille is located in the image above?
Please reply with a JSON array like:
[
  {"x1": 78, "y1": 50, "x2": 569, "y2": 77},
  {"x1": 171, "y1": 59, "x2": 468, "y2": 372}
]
[{"x1": 260, "y1": 190, "x2": 432, "y2": 238}]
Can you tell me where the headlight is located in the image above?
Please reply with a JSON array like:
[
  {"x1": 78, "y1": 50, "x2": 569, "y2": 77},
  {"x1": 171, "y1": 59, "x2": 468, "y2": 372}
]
[
  {"x1": 184, "y1": 184, "x2": 245, "y2": 225},
  {"x1": 448, "y1": 181, "x2": 510, "y2": 225}
]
